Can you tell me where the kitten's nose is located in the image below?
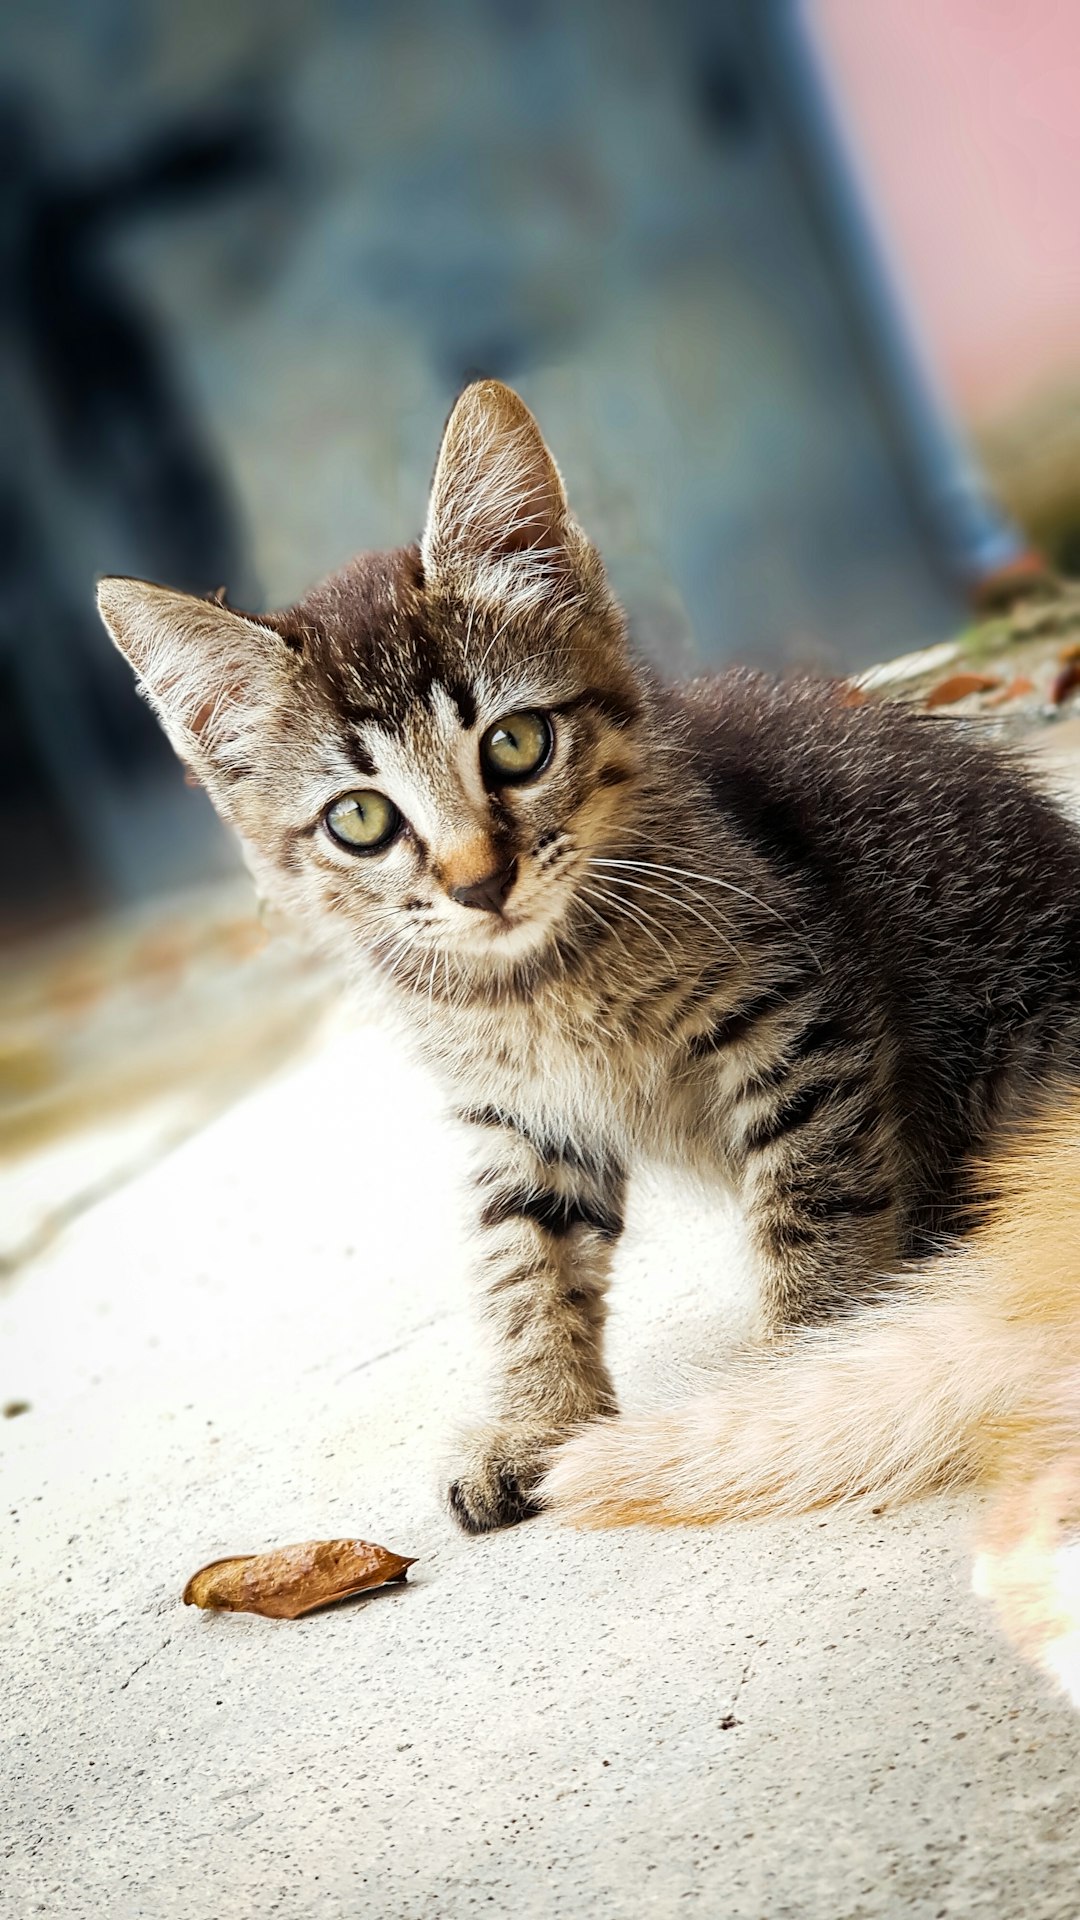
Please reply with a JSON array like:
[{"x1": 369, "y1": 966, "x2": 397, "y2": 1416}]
[{"x1": 451, "y1": 859, "x2": 518, "y2": 915}]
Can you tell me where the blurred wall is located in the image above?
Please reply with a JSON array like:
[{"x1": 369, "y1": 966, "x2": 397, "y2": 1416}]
[
  {"x1": 818, "y1": 0, "x2": 1080, "y2": 426},
  {"x1": 817, "y1": 0, "x2": 1080, "y2": 566}
]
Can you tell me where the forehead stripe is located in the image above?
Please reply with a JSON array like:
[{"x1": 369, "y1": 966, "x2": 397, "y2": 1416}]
[
  {"x1": 443, "y1": 678, "x2": 477, "y2": 730},
  {"x1": 346, "y1": 737, "x2": 377, "y2": 777}
]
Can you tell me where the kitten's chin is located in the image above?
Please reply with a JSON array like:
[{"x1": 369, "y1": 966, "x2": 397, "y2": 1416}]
[{"x1": 460, "y1": 912, "x2": 560, "y2": 966}]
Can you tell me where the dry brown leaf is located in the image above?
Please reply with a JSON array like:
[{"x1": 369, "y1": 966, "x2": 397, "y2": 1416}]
[
  {"x1": 1050, "y1": 659, "x2": 1080, "y2": 706},
  {"x1": 183, "y1": 1538, "x2": 416, "y2": 1619},
  {"x1": 924, "y1": 670, "x2": 1002, "y2": 710},
  {"x1": 983, "y1": 674, "x2": 1037, "y2": 708}
]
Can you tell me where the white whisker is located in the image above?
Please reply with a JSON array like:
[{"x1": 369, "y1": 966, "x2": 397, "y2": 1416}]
[
  {"x1": 576, "y1": 878, "x2": 671, "y2": 961},
  {"x1": 597, "y1": 849, "x2": 821, "y2": 969},
  {"x1": 590, "y1": 866, "x2": 743, "y2": 964}
]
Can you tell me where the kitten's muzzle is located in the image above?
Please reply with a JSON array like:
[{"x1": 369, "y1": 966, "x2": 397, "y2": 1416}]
[{"x1": 451, "y1": 858, "x2": 518, "y2": 915}]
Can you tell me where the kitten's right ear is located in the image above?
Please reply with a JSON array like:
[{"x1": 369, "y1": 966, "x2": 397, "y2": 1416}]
[
  {"x1": 422, "y1": 380, "x2": 575, "y2": 610},
  {"x1": 96, "y1": 577, "x2": 289, "y2": 779}
]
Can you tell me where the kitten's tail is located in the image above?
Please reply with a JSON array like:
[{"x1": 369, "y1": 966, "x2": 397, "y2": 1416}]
[{"x1": 540, "y1": 1102, "x2": 1080, "y2": 1539}]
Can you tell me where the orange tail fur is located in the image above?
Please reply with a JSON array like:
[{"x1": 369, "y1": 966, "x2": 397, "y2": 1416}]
[{"x1": 541, "y1": 1103, "x2": 1080, "y2": 1700}]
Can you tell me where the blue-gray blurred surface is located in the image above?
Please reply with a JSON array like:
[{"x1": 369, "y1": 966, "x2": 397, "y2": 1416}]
[{"x1": 2, "y1": 0, "x2": 967, "y2": 930}]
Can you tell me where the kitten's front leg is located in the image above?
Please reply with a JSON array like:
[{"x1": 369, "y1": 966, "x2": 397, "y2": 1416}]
[
  {"x1": 737, "y1": 1074, "x2": 901, "y2": 1328},
  {"x1": 449, "y1": 1107, "x2": 625, "y2": 1532}
]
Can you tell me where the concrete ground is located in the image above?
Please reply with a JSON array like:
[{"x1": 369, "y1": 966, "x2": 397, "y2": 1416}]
[{"x1": 5, "y1": 1008, "x2": 1080, "y2": 1920}]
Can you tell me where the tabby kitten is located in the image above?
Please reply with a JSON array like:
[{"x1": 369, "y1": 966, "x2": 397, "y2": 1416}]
[{"x1": 98, "y1": 380, "x2": 1080, "y2": 1537}]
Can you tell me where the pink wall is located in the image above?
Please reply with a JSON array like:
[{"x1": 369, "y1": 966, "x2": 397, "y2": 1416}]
[{"x1": 814, "y1": 0, "x2": 1080, "y2": 424}]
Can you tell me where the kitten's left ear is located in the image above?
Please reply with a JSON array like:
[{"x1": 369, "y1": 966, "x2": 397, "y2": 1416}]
[
  {"x1": 422, "y1": 381, "x2": 575, "y2": 604},
  {"x1": 97, "y1": 577, "x2": 290, "y2": 781}
]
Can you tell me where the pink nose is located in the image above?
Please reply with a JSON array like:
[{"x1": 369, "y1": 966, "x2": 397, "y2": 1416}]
[{"x1": 451, "y1": 860, "x2": 517, "y2": 914}]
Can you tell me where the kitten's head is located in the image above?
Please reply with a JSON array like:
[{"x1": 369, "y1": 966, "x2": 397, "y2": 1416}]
[{"x1": 97, "y1": 381, "x2": 646, "y2": 983}]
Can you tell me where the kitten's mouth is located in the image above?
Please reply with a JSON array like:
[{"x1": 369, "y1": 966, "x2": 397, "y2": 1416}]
[
  {"x1": 469, "y1": 907, "x2": 526, "y2": 943},
  {"x1": 456, "y1": 883, "x2": 568, "y2": 960}
]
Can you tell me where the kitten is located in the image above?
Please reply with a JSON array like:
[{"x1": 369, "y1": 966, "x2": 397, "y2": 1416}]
[{"x1": 97, "y1": 380, "x2": 1080, "y2": 1595}]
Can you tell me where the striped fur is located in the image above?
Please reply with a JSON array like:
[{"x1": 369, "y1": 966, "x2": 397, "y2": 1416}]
[{"x1": 98, "y1": 379, "x2": 1080, "y2": 1541}]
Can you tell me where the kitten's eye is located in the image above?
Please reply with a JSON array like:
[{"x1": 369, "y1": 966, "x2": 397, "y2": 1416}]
[
  {"x1": 325, "y1": 790, "x2": 401, "y2": 852},
  {"x1": 480, "y1": 711, "x2": 553, "y2": 785}
]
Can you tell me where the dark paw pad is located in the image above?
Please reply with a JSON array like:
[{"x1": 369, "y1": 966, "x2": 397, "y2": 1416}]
[{"x1": 447, "y1": 1465, "x2": 542, "y2": 1534}]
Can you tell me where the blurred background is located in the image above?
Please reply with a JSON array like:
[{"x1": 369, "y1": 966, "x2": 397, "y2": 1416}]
[
  {"x1": 8, "y1": 0, "x2": 1080, "y2": 933},
  {"x1": 5, "y1": 0, "x2": 1080, "y2": 1255}
]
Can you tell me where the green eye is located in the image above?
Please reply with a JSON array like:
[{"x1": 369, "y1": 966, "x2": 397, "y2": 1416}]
[
  {"x1": 325, "y1": 790, "x2": 401, "y2": 852},
  {"x1": 480, "y1": 711, "x2": 553, "y2": 784}
]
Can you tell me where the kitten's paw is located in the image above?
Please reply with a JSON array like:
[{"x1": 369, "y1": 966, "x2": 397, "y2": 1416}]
[{"x1": 446, "y1": 1425, "x2": 554, "y2": 1534}]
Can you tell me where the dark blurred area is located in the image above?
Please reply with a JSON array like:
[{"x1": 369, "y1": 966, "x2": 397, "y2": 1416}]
[
  {"x1": 1, "y1": 90, "x2": 279, "y2": 930},
  {"x1": 2, "y1": 0, "x2": 1072, "y2": 940}
]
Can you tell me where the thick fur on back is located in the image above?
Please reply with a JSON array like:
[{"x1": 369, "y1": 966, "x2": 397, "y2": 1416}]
[{"x1": 96, "y1": 378, "x2": 1080, "y2": 1577}]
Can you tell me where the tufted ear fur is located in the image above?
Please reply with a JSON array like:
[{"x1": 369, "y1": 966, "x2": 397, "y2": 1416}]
[
  {"x1": 96, "y1": 577, "x2": 291, "y2": 782},
  {"x1": 421, "y1": 381, "x2": 578, "y2": 613}
]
